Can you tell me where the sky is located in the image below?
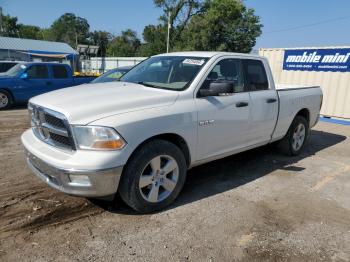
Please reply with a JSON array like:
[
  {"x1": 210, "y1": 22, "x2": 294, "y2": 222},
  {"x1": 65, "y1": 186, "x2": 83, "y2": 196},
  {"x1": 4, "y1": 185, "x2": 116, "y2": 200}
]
[{"x1": 1, "y1": 0, "x2": 350, "y2": 50}]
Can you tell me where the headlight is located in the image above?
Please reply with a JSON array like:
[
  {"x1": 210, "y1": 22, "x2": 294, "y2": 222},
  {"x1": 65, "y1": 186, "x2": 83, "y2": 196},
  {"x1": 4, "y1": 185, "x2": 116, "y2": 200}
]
[
  {"x1": 28, "y1": 102, "x2": 35, "y2": 127},
  {"x1": 72, "y1": 126, "x2": 126, "y2": 151}
]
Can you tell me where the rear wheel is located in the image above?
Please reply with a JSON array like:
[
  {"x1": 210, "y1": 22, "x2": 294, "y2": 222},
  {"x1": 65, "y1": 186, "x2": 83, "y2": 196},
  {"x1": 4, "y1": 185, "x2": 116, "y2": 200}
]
[
  {"x1": 0, "y1": 90, "x2": 12, "y2": 110},
  {"x1": 279, "y1": 115, "x2": 309, "y2": 156},
  {"x1": 119, "y1": 139, "x2": 187, "y2": 213}
]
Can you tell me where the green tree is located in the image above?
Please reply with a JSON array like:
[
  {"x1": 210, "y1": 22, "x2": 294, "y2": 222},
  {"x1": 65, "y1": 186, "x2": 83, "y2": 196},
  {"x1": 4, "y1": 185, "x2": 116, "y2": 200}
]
[
  {"x1": 141, "y1": 0, "x2": 202, "y2": 54},
  {"x1": 0, "y1": 14, "x2": 20, "y2": 37},
  {"x1": 0, "y1": 13, "x2": 45, "y2": 40},
  {"x1": 178, "y1": 0, "x2": 262, "y2": 53},
  {"x1": 89, "y1": 30, "x2": 111, "y2": 57},
  {"x1": 154, "y1": 0, "x2": 201, "y2": 29},
  {"x1": 107, "y1": 29, "x2": 141, "y2": 57},
  {"x1": 138, "y1": 24, "x2": 167, "y2": 56},
  {"x1": 18, "y1": 24, "x2": 44, "y2": 39},
  {"x1": 40, "y1": 28, "x2": 52, "y2": 41},
  {"x1": 49, "y1": 13, "x2": 90, "y2": 48},
  {"x1": 148, "y1": 0, "x2": 262, "y2": 53}
]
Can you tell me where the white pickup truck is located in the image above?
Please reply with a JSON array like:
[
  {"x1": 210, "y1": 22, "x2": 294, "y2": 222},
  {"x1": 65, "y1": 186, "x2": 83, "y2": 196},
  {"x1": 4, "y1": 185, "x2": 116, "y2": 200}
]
[{"x1": 22, "y1": 52, "x2": 323, "y2": 213}]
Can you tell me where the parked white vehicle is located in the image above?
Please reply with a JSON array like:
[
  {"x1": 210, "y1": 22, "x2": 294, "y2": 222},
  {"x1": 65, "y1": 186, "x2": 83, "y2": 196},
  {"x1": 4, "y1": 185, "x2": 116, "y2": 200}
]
[{"x1": 22, "y1": 52, "x2": 323, "y2": 213}]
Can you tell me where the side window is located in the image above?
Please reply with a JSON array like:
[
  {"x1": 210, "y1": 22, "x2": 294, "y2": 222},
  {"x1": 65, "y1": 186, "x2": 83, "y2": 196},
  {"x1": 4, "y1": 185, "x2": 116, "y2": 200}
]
[
  {"x1": 26, "y1": 65, "x2": 49, "y2": 79},
  {"x1": 201, "y1": 58, "x2": 245, "y2": 93},
  {"x1": 52, "y1": 65, "x2": 68, "y2": 79},
  {"x1": 243, "y1": 59, "x2": 268, "y2": 91}
]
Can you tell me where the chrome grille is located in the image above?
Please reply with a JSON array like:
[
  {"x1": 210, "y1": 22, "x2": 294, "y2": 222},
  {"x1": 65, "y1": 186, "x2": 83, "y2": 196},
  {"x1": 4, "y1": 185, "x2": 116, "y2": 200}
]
[
  {"x1": 44, "y1": 114, "x2": 66, "y2": 129},
  {"x1": 29, "y1": 103, "x2": 75, "y2": 151}
]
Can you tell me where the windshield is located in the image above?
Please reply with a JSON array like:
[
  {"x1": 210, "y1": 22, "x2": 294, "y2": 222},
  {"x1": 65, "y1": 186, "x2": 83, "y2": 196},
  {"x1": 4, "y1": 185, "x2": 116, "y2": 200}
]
[
  {"x1": 120, "y1": 56, "x2": 208, "y2": 90},
  {"x1": 92, "y1": 68, "x2": 130, "y2": 83},
  {"x1": 0, "y1": 62, "x2": 18, "y2": 73},
  {"x1": 5, "y1": 64, "x2": 26, "y2": 77}
]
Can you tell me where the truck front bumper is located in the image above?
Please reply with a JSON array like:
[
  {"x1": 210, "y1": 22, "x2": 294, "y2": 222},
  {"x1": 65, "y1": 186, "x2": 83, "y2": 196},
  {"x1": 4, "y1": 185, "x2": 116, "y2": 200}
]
[{"x1": 22, "y1": 130, "x2": 124, "y2": 197}]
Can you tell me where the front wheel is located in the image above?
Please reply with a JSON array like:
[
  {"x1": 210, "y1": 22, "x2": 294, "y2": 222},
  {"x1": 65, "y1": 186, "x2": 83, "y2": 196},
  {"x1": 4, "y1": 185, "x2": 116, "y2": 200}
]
[
  {"x1": 279, "y1": 115, "x2": 309, "y2": 156},
  {"x1": 118, "y1": 139, "x2": 187, "y2": 213},
  {"x1": 0, "y1": 90, "x2": 12, "y2": 110}
]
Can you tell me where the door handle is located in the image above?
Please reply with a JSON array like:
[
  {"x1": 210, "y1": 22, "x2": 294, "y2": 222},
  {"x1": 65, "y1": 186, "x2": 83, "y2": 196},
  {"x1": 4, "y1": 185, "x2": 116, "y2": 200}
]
[
  {"x1": 266, "y1": 98, "x2": 277, "y2": 103},
  {"x1": 236, "y1": 102, "x2": 249, "y2": 107}
]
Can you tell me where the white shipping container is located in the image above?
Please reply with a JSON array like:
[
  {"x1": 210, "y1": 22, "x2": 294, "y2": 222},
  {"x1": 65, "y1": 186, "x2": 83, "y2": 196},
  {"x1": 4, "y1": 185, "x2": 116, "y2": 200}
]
[{"x1": 259, "y1": 47, "x2": 350, "y2": 119}]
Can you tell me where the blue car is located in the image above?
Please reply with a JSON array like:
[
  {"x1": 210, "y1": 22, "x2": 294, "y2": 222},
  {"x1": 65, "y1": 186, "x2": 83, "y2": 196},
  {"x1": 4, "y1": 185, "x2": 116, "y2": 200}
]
[
  {"x1": 91, "y1": 66, "x2": 132, "y2": 84},
  {"x1": 0, "y1": 62, "x2": 95, "y2": 109}
]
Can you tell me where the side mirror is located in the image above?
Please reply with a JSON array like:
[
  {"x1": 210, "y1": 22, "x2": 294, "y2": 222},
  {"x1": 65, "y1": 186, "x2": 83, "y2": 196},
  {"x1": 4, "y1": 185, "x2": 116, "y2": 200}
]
[
  {"x1": 20, "y1": 73, "x2": 28, "y2": 79},
  {"x1": 199, "y1": 81, "x2": 234, "y2": 97}
]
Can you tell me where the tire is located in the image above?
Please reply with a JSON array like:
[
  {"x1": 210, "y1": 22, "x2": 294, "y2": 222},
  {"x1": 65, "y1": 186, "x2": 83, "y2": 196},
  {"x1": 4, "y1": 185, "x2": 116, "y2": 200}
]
[
  {"x1": 119, "y1": 139, "x2": 187, "y2": 213},
  {"x1": 0, "y1": 90, "x2": 13, "y2": 110},
  {"x1": 279, "y1": 115, "x2": 309, "y2": 156}
]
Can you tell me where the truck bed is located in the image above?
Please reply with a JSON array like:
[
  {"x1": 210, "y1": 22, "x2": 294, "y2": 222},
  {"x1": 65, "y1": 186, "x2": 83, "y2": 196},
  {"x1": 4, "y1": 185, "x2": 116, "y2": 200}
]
[
  {"x1": 276, "y1": 84, "x2": 320, "y2": 90},
  {"x1": 272, "y1": 84, "x2": 323, "y2": 141}
]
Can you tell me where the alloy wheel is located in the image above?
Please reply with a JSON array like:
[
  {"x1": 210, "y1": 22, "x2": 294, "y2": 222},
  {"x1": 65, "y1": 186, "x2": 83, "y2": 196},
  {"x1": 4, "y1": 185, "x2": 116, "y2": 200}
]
[
  {"x1": 0, "y1": 92, "x2": 9, "y2": 109},
  {"x1": 292, "y1": 123, "x2": 306, "y2": 151},
  {"x1": 139, "y1": 155, "x2": 179, "y2": 203}
]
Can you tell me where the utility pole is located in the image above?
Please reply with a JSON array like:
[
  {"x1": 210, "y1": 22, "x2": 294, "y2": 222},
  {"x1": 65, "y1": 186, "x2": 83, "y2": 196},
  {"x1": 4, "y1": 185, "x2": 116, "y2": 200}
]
[
  {"x1": 75, "y1": 31, "x2": 78, "y2": 49},
  {"x1": 0, "y1": 7, "x2": 3, "y2": 35},
  {"x1": 166, "y1": 10, "x2": 171, "y2": 53}
]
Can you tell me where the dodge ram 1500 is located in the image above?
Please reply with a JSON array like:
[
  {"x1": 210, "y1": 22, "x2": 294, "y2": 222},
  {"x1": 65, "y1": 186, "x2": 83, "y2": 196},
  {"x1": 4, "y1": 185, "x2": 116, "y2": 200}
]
[{"x1": 22, "y1": 52, "x2": 323, "y2": 213}]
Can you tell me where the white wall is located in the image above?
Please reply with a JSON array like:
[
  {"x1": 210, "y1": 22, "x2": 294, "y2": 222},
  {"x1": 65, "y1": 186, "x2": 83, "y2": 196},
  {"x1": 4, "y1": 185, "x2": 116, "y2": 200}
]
[{"x1": 81, "y1": 57, "x2": 147, "y2": 73}]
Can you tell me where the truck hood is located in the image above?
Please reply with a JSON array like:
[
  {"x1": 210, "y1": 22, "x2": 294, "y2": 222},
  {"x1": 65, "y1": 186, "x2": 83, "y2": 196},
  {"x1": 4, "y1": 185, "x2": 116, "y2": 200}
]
[{"x1": 30, "y1": 82, "x2": 179, "y2": 124}]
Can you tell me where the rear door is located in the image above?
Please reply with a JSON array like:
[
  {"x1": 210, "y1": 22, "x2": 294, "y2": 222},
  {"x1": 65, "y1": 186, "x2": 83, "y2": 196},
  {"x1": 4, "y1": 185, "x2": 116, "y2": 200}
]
[
  {"x1": 21, "y1": 64, "x2": 51, "y2": 100},
  {"x1": 243, "y1": 59, "x2": 278, "y2": 144},
  {"x1": 50, "y1": 65, "x2": 72, "y2": 90}
]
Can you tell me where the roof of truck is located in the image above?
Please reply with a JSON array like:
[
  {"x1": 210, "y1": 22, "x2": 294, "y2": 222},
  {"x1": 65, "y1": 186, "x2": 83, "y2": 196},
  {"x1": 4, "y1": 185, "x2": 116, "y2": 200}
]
[{"x1": 154, "y1": 51, "x2": 261, "y2": 58}]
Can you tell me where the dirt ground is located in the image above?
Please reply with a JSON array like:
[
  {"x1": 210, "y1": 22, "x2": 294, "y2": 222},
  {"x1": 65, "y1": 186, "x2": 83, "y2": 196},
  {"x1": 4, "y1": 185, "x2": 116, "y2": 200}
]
[{"x1": 0, "y1": 108, "x2": 349, "y2": 262}]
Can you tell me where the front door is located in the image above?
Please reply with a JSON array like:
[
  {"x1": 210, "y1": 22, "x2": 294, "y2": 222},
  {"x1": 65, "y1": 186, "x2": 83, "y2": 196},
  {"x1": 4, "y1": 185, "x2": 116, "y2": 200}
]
[{"x1": 196, "y1": 58, "x2": 251, "y2": 160}]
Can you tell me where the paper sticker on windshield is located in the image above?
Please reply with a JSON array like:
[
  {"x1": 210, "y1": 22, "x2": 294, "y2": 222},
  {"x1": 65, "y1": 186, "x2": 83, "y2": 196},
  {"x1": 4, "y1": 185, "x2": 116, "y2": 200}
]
[
  {"x1": 20, "y1": 65, "x2": 26, "y2": 69},
  {"x1": 182, "y1": 59, "x2": 205, "y2": 66}
]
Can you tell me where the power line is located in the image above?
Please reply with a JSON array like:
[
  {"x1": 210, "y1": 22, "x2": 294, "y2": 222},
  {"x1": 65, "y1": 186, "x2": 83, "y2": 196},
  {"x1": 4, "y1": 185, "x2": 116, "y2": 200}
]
[{"x1": 264, "y1": 15, "x2": 350, "y2": 34}]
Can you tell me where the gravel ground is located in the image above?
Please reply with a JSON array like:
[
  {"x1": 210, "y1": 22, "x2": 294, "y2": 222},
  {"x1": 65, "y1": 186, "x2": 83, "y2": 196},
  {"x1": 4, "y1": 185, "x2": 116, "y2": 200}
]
[{"x1": 0, "y1": 108, "x2": 349, "y2": 262}]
